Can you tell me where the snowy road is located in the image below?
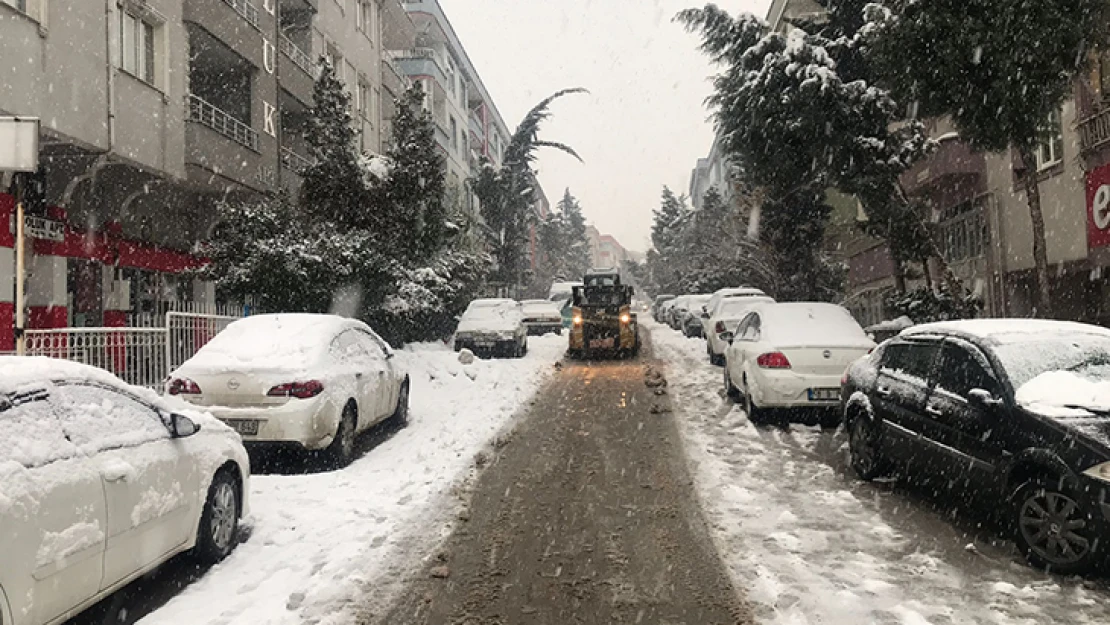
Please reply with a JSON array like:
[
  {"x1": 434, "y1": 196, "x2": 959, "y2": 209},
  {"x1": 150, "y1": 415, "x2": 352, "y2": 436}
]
[
  {"x1": 70, "y1": 335, "x2": 566, "y2": 625},
  {"x1": 649, "y1": 322, "x2": 1110, "y2": 625}
]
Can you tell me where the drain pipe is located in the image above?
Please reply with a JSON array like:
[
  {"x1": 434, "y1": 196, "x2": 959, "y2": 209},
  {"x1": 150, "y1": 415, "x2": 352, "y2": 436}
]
[{"x1": 105, "y1": 0, "x2": 116, "y2": 150}]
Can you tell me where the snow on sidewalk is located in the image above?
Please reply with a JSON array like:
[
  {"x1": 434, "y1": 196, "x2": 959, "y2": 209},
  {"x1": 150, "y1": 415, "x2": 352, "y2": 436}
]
[
  {"x1": 139, "y1": 334, "x2": 566, "y2": 625},
  {"x1": 649, "y1": 322, "x2": 1110, "y2": 625}
]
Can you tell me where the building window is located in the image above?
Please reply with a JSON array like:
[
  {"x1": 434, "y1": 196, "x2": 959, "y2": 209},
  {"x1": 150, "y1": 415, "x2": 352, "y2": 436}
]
[
  {"x1": 450, "y1": 116, "x2": 458, "y2": 150},
  {"x1": 356, "y1": 0, "x2": 373, "y2": 39},
  {"x1": 119, "y1": 7, "x2": 156, "y2": 85},
  {"x1": 1035, "y1": 109, "x2": 1063, "y2": 170},
  {"x1": 357, "y1": 79, "x2": 370, "y2": 120},
  {"x1": 446, "y1": 55, "x2": 457, "y2": 96}
]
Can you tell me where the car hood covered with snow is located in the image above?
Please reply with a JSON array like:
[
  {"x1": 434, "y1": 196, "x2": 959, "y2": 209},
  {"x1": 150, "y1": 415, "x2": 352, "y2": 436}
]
[{"x1": 1016, "y1": 370, "x2": 1110, "y2": 451}]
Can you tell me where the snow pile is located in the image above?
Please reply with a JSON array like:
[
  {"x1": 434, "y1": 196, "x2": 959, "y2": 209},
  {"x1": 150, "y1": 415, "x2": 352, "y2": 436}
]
[
  {"x1": 1016, "y1": 370, "x2": 1110, "y2": 417},
  {"x1": 648, "y1": 321, "x2": 1110, "y2": 625},
  {"x1": 358, "y1": 153, "x2": 394, "y2": 184},
  {"x1": 138, "y1": 334, "x2": 566, "y2": 625}
]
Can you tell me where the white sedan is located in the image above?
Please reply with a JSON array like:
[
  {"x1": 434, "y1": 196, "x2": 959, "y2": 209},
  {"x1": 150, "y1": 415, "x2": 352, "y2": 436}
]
[
  {"x1": 521, "y1": 299, "x2": 565, "y2": 336},
  {"x1": 168, "y1": 314, "x2": 409, "y2": 467},
  {"x1": 705, "y1": 295, "x2": 776, "y2": 365},
  {"x1": 723, "y1": 302, "x2": 874, "y2": 425},
  {"x1": 453, "y1": 299, "x2": 529, "y2": 357},
  {"x1": 1, "y1": 357, "x2": 249, "y2": 625}
]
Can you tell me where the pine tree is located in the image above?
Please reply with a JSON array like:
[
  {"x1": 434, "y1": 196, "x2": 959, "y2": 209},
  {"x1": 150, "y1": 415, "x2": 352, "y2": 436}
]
[
  {"x1": 866, "y1": 0, "x2": 1108, "y2": 316},
  {"x1": 300, "y1": 59, "x2": 365, "y2": 229},
  {"x1": 556, "y1": 188, "x2": 590, "y2": 277}
]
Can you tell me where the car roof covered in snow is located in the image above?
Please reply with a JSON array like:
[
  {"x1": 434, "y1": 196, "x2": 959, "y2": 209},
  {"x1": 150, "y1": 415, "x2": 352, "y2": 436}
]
[
  {"x1": 467, "y1": 298, "x2": 519, "y2": 309},
  {"x1": 0, "y1": 356, "x2": 128, "y2": 395},
  {"x1": 714, "y1": 287, "x2": 766, "y2": 297},
  {"x1": 902, "y1": 319, "x2": 1110, "y2": 345},
  {"x1": 179, "y1": 313, "x2": 373, "y2": 371}
]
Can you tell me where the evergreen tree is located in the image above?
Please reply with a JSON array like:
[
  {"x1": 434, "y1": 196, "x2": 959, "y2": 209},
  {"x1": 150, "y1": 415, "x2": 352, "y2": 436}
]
[
  {"x1": 866, "y1": 0, "x2": 1108, "y2": 316},
  {"x1": 473, "y1": 89, "x2": 586, "y2": 291},
  {"x1": 556, "y1": 188, "x2": 590, "y2": 277},
  {"x1": 300, "y1": 59, "x2": 365, "y2": 230}
]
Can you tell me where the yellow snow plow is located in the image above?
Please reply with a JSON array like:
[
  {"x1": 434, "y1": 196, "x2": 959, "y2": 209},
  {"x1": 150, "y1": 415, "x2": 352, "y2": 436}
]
[{"x1": 567, "y1": 269, "x2": 640, "y2": 359}]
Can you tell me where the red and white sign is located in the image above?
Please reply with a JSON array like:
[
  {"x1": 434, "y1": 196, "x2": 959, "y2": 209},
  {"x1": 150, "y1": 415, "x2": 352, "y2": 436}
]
[{"x1": 1088, "y1": 162, "x2": 1110, "y2": 249}]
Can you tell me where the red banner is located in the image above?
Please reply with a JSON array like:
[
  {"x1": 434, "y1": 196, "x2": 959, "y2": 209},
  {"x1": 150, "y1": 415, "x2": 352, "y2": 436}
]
[{"x1": 1087, "y1": 162, "x2": 1110, "y2": 249}]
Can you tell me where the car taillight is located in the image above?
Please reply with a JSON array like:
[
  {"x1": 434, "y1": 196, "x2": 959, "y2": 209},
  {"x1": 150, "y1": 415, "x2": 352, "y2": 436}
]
[
  {"x1": 715, "y1": 321, "x2": 727, "y2": 334},
  {"x1": 168, "y1": 378, "x2": 201, "y2": 395},
  {"x1": 756, "y1": 352, "x2": 791, "y2": 369},
  {"x1": 267, "y1": 380, "x2": 325, "y2": 399}
]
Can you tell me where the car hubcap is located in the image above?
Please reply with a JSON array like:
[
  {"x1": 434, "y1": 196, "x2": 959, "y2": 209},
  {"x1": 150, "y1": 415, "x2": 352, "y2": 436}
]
[
  {"x1": 210, "y1": 482, "x2": 236, "y2": 551},
  {"x1": 1020, "y1": 490, "x2": 1092, "y2": 565}
]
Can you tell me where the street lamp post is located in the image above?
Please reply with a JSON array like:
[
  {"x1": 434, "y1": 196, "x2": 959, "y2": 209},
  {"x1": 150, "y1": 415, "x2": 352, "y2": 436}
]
[{"x1": 0, "y1": 116, "x2": 41, "y2": 356}]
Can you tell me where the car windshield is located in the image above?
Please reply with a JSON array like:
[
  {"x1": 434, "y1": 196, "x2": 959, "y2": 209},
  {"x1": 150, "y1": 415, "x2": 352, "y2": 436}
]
[{"x1": 11, "y1": 0, "x2": 1110, "y2": 623}]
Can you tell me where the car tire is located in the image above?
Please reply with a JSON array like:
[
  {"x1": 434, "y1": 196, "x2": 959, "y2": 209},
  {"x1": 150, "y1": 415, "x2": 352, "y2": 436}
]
[
  {"x1": 848, "y1": 412, "x2": 887, "y2": 481},
  {"x1": 1012, "y1": 476, "x2": 1104, "y2": 575},
  {"x1": 743, "y1": 382, "x2": 768, "y2": 425},
  {"x1": 819, "y1": 411, "x2": 842, "y2": 430},
  {"x1": 390, "y1": 380, "x2": 410, "y2": 427},
  {"x1": 710, "y1": 351, "x2": 725, "y2": 367},
  {"x1": 724, "y1": 368, "x2": 740, "y2": 400},
  {"x1": 325, "y1": 404, "x2": 358, "y2": 468},
  {"x1": 194, "y1": 469, "x2": 240, "y2": 564}
]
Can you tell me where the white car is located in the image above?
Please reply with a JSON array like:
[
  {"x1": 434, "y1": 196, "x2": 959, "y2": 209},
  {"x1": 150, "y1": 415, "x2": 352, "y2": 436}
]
[
  {"x1": 705, "y1": 295, "x2": 776, "y2": 365},
  {"x1": 521, "y1": 299, "x2": 565, "y2": 336},
  {"x1": 723, "y1": 302, "x2": 875, "y2": 425},
  {"x1": 0, "y1": 357, "x2": 249, "y2": 625},
  {"x1": 453, "y1": 299, "x2": 528, "y2": 357},
  {"x1": 702, "y1": 286, "x2": 768, "y2": 319},
  {"x1": 168, "y1": 314, "x2": 409, "y2": 467}
]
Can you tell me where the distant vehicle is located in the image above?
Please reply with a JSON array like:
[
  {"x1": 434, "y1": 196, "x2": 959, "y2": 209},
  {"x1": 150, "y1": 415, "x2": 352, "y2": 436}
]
[
  {"x1": 673, "y1": 294, "x2": 712, "y2": 336},
  {"x1": 705, "y1": 295, "x2": 776, "y2": 365},
  {"x1": 454, "y1": 299, "x2": 529, "y2": 358},
  {"x1": 1, "y1": 357, "x2": 249, "y2": 625},
  {"x1": 723, "y1": 302, "x2": 873, "y2": 427},
  {"x1": 665, "y1": 295, "x2": 692, "y2": 329},
  {"x1": 864, "y1": 315, "x2": 914, "y2": 343},
  {"x1": 652, "y1": 294, "x2": 676, "y2": 322},
  {"x1": 549, "y1": 280, "x2": 583, "y2": 303},
  {"x1": 568, "y1": 269, "x2": 640, "y2": 359},
  {"x1": 658, "y1": 298, "x2": 681, "y2": 328},
  {"x1": 521, "y1": 299, "x2": 565, "y2": 336},
  {"x1": 169, "y1": 314, "x2": 409, "y2": 467},
  {"x1": 842, "y1": 319, "x2": 1110, "y2": 575},
  {"x1": 703, "y1": 287, "x2": 768, "y2": 320}
]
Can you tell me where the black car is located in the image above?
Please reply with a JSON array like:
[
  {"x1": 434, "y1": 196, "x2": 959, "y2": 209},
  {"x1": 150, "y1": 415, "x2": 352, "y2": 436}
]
[{"x1": 840, "y1": 319, "x2": 1110, "y2": 574}]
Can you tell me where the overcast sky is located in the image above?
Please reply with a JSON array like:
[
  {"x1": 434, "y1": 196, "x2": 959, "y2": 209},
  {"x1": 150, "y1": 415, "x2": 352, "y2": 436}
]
[{"x1": 441, "y1": 0, "x2": 772, "y2": 254}]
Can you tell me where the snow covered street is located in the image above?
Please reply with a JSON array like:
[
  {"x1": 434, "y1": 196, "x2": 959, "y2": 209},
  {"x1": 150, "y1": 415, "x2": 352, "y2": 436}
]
[
  {"x1": 123, "y1": 335, "x2": 565, "y2": 625},
  {"x1": 648, "y1": 321, "x2": 1110, "y2": 625}
]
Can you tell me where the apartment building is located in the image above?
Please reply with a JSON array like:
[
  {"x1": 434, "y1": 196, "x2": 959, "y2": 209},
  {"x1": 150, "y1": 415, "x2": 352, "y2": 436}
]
[
  {"x1": 389, "y1": 0, "x2": 512, "y2": 210},
  {"x1": 0, "y1": 0, "x2": 414, "y2": 350},
  {"x1": 585, "y1": 225, "x2": 629, "y2": 270}
]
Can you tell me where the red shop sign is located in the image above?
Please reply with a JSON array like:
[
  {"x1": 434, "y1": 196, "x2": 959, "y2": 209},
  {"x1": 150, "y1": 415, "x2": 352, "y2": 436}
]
[{"x1": 1088, "y1": 161, "x2": 1110, "y2": 249}]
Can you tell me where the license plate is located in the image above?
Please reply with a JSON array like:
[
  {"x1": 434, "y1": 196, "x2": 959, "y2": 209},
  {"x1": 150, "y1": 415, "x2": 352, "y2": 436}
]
[
  {"x1": 808, "y1": 388, "x2": 839, "y2": 401},
  {"x1": 224, "y1": 419, "x2": 260, "y2": 435},
  {"x1": 589, "y1": 338, "x2": 615, "y2": 349}
]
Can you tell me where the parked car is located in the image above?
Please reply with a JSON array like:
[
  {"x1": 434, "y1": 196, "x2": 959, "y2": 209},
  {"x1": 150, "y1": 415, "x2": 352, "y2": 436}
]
[
  {"x1": 677, "y1": 294, "x2": 712, "y2": 337},
  {"x1": 168, "y1": 314, "x2": 409, "y2": 467},
  {"x1": 864, "y1": 315, "x2": 914, "y2": 343},
  {"x1": 521, "y1": 299, "x2": 565, "y2": 335},
  {"x1": 705, "y1": 295, "x2": 776, "y2": 365},
  {"x1": 454, "y1": 299, "x2": 529, "y2": 358},
  {"x1": 652, "y1": 294, "x2": 676, "y2": 321},
  {"x1": 703, "y1": 287, "x2": 768, "y2": 320},
  {"x1": 1, "y1": 357, "x2": 249, "y2": 625},
  {"x1": 723, "y1": 302, "x2": 873, "y2": 426},
  {"x1": 841, "y1": 319, "x2": 1110, "y2": 574},
  {"x1": 658, "y1": 298, "x2": 680, "y2": 326},
  {"x1": 666, "y1": 295, "x2": 693, "y2": 329}
]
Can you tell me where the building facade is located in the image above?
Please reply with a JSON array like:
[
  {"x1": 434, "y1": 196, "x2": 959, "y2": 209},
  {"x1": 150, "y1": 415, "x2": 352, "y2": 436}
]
[{"x1": 0, "y1": 0, "x2": 415, "y2": 350}]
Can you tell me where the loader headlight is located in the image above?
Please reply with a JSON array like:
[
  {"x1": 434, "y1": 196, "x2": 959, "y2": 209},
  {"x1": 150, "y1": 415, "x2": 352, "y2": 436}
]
[
  {"x1": 620, "y1": 313, "x2": 631, "y2": 324},
  {"x1": 573, "y1": 315, "x2": 583, "y2": 326}
]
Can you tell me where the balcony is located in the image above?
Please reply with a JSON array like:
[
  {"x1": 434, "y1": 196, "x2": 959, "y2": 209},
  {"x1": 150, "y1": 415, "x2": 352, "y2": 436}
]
[
  {"x1": 187, "y1": 94, "x2": 258, "y2": 150},
  {"x1": 222, "y1": 0, "x2": 259, "y2": 28},
  {"x1": 900, "y1": 136, "x2": 985, "y2": 197},
  {"x1": 469, "y1": 112, "x2": 484, "y2": 142},
  {"x1": 1080, "y1": 108, "x2": 1110, "y2": 154},
  {"x1": 279, "y1": 34, "x2": 314, "y2": 76},
  {"x1": 388, "y1": 48, "x2": 446, "y2": 84},
  {"x1": 281, "y1": 146, "x2": 316, "y2": 174}
]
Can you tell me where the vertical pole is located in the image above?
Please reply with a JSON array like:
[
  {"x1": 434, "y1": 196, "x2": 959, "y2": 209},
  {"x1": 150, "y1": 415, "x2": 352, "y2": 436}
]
[{"x1": 14, "y1": 177, "x2": 25, "y2": 356}]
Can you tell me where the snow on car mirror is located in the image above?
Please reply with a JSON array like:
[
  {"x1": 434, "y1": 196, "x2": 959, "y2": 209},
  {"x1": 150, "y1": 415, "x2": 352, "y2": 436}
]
[
  {"x1": 968, "y1": 389, "x2": 1002, "y2": 409},
  {"x1": 720, "y1": 332, "x2": 735, "y2": 344},
  {"x1": 171, "y1": 413, "x2": 201, "y2": 438}
]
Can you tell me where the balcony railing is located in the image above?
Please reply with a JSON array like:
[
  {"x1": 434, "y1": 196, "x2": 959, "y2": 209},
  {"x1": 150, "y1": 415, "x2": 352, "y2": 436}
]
[
  {"x1": 1080, "y1": 107, "x2": 1110, "y2": 154},
  {"x1": 187, "y1": 94, "x2": 259, "y2": 150},
  {"x1": 223, "y1": 0, "x2": 259, "y2": 27},
  {"x1": 281, "y1": 146, "x2": 316, "y2": 174},
  {"x1": 280, "y1": 34, "x2": 315, "y2": 76}
]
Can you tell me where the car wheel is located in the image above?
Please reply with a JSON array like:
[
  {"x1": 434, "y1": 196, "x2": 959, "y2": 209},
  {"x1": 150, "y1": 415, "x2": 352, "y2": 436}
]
[
  {"x1": 710, "y1": 351, "x2": 725, "y2": 367},
  {"x1": 819, "y1": 410, "x2": 842, "y2": 430},
  {"x1": 724, "y1": 367, "x2": 740, "y2": 400},
  {"x1": 848, "y1": 413, "x2": 886, "y2": 481},
  {"x1": 1013, "y1": 477, "x2": 1103, "y2": 575},
  {"x1": 743, "y1": 382, "x2": 767, "y2": 424},
  {"x1": 194, "y1": 469, "x2": 240, "y2": 564},
  {"x1": 390, "y1": 380, "x2": 410, "y2": 427},
  {"x1": 326, "y1": 404, "x2": 358, "y2": 468}
]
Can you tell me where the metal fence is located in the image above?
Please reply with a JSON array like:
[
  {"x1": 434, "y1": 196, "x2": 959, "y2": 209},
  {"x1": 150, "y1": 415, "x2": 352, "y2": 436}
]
[{"x1": 21, "y1": 309, "x2": 243, "y2": 390}]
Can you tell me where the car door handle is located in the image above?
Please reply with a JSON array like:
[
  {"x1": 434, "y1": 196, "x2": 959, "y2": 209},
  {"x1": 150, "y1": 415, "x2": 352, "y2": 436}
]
[
  {"x1": 876, "y1": 386, "x2": 892, "y2": 397},
  {"x1": 925, "y1": 405, "x2": 942, "y2": 417}
]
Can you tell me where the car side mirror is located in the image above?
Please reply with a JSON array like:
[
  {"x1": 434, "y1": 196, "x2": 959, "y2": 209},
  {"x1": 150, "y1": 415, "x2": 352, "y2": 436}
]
[
  {"x1": 968, "y1": 388, "x2": 1003, "y2": 409},
  {"x1": 720, "y1": 331, "x2": 734, "y2": 344},
  {"x1": 170, "y1": 413, "x2": 200, "y2": 438}
]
